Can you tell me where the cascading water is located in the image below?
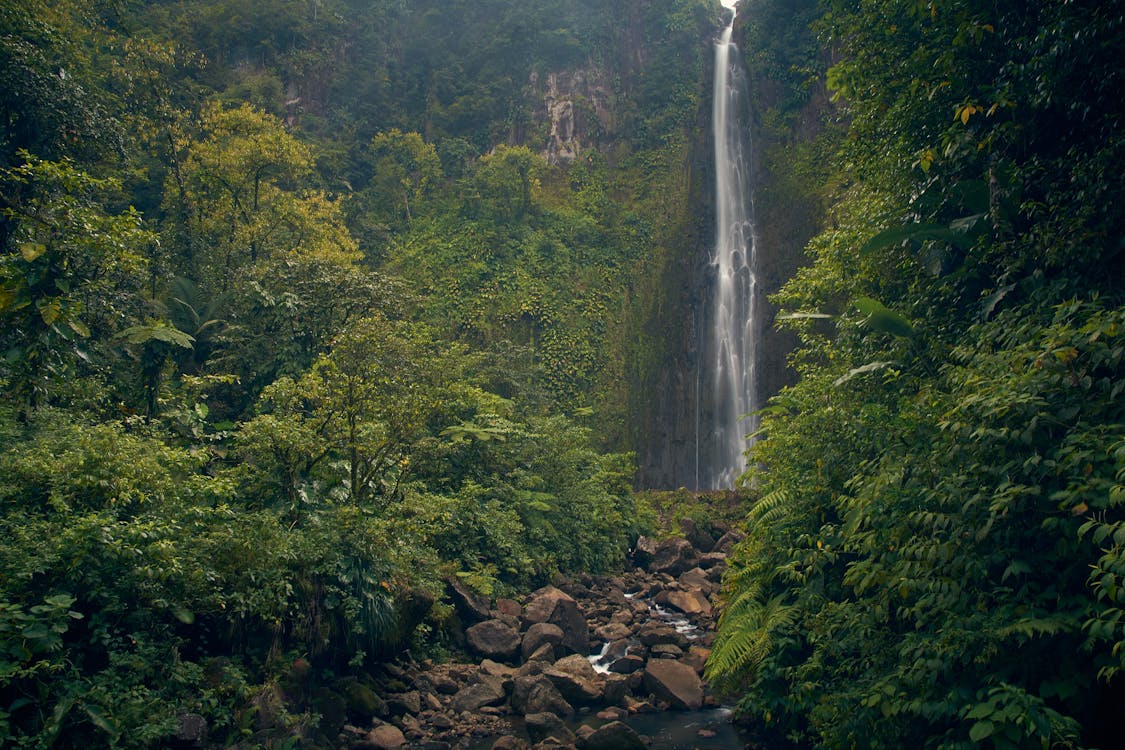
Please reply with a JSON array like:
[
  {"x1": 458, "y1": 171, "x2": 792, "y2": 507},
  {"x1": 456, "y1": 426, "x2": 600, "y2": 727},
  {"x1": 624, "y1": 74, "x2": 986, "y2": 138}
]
[{"x1": 699, "y1": 2, "x2": 759, "y2": 490}]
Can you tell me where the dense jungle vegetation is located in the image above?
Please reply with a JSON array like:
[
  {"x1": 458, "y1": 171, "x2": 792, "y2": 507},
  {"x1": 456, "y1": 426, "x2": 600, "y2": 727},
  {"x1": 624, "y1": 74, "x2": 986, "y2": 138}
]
[
  {"x1": 708, "y1": 0, "x2": 1125, "y2": 749},
  {"x1": 0, "y1": 0, "x2": 714, "y2": 745},
  {"x1": 2, "y1": 0, "x2": 1123, "y2": 748}
]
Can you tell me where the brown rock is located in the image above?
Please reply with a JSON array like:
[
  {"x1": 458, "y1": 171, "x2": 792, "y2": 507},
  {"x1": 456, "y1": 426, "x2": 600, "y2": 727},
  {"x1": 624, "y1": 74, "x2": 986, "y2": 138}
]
[
  {"x1": 580, "y1": 720, "x2": 646, "y2": 750},
  {"x1": 523, "y1": 586, "x2": 575, "y2": 625},
  {"x1": 642, "y1": 660, "x2": 703, "y2": 710},
  {"x1": 522, "y1": 622, "x2": 565, "y2": 660},
  {"x1": 650, "y1": 538, "x2": 698, "y2": 576},
  {"x1": 449, "y1": 675, "x2": 507, "y2": 713},
  {"x1": 496, "y1": 598, "x2": 522, "y2": 618},
  {"x1": 525, "y1": 712, "x2": 574, "y2": 745},
  {"x1": 511, "y1": 675, "x2": 574, "y2": 716},
  {"x1": 608, "y1": 654, "x2": 645, "y2": 674},
  {"x1": 365, "y1": 723, "x2": 406, "y2": 750},
  {"x1": 631, "y1": 536, "x2": 657, "y2": 568},
  {"x1": 448, "y1": 577, "x2": 491, "y2": 622},
  {"x1": 681, "y1": 646, "x2": 711, "y2": 675},
  {"x1": 466, "y1": 619, "x2": 521, "y2": 660},
  {"x1": 547, "y1": 597, "x2": 589, "y2": 656},
  {"x1": 661, "y1": 589, "x2": 712, "y2": 616},
  {"x1": 543, "y1": 655, "x2": 603, "y2": 705},
  {"x1": 492, "y1": 737, "x2": 528, "y2": 750}
]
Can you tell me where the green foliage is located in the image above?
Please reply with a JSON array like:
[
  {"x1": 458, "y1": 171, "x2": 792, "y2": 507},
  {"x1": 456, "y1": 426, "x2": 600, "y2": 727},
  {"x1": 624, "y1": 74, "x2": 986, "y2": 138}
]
[{"x1": 714, "y1": 1, "x2": 1125, "y2": 748}]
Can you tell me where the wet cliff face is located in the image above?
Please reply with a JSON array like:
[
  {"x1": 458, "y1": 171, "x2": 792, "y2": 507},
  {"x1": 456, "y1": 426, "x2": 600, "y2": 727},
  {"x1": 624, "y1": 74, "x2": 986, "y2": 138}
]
[
  {"x1": 631, "y1": 8, "x2": 829, "y2": 490},
  {"x1": 529, "y1": 68, "x2": 615, "y2": 165}
]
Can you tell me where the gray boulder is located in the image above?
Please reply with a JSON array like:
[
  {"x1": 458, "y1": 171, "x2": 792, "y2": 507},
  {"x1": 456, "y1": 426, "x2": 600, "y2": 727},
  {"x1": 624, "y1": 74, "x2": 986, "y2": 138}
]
[
  {"x1": 466, "y1": 619, "x2": 522, "y2": 660},
  {"x1": 642, "y1": 659, "x2": 703, "y2": 710}
]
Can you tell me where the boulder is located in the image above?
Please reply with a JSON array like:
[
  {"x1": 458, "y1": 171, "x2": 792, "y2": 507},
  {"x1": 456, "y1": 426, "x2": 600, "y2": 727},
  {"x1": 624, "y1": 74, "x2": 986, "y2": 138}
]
[
  {"x1": 448, "y1": 577, "x2": 492, "y2": 623},
  {"x1": 525, "y1": 642, "x2": 557, "y2": 664},
  {"x1": 547, "y1": 597, "x2": 589, "y2": 656},
  {"x1": 642, "y1": 660, "x2": 703, "y2": 710},
  {"x1": 365, "y1": 723, "x2": 406, "y2": 750},
  {"x1": 657, "y1": 589, "x2": 712, "y2": 617},
  {"x1": 637, "y1": 622, "x2": 690, "y2": 649},
  {"x1": 523, "y1": 586, "x2": 575, "y2": 625},
  {"x1": 543, "y1": 654, "x2": 603, "y2": 704},
  {"x1": 492, "y1": 738, "x2": 528, "y2": 750},
  {"x1": 578, "y1": 721, "x2": 646, "y2": 750},
  {"x1": 681, "y1": 646, "x2": 711, "y2": 675},
  {"x1": 593, "y1": 621, "x2": 631, "y2": 642},
  {"x1": 649, "y1": 538, "x2": 698, "y2": 576},
  {"x1": 601, "y1": 674, "x2": 630, "y2": 706},
  {"x1": 678, "y1": 567, "x2": 713, "y2": 592},
  {"x1": 466, "y1": 619, "x2": 521, "y2": 660},
  {"x1": 522, "y1": 622, "x2": 565, "y2": 660},
  {"x1": 678, "y1": 518, "x2": 716, "y2": 553},
  {"x1": 712, "y1": 530, "x2": 744, "y2": 554},
  {"x1": 340, "y1": 679, "x2": 388, "y2": 718},
  {"x1": 449, "y1": 675, "x2": 507, "y2": 713},
  {"x1": 386, "y1": 690, "x2": 421, "y2": 716},
  {"x1": 607, "y1": 654, "x2": 645, "y2": 675},
  {"x1": 697, "y1": 552, "x2": 728, "y2": 570},
  {"x1": 496, "y1": 598, "x2": 523, "y2": 618},
  {"x1": 511, "y1": 674, "x2": 574, "y2": 716},
  {"x1": 631, "y1": 536, "x2": 657, "y2": 568},
  {"x1": 525, "y1": 712, "x2": 574, "y2": 745}
]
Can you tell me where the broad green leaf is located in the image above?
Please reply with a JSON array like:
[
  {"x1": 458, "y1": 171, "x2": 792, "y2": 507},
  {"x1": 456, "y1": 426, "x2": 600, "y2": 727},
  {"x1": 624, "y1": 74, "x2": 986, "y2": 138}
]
[
  {"x1": 969, "y1": 720, "x2": 994, "y2": 741},
  {"x1": 853, "y1": 298, "x2": 916, "y2": 339}
]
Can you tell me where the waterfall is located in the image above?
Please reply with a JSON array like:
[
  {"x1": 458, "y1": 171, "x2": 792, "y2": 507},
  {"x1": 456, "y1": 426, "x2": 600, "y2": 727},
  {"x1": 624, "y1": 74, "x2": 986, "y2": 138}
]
[{"x1": 700, "y1": 4, "x2": 758, "y2": 490}]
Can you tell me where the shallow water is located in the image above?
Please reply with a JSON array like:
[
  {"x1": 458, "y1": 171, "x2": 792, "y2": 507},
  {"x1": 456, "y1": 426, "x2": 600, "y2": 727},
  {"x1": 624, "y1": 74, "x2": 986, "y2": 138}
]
[{"x1": 468, "y1": 707, "x2": 752, "y2": 749}]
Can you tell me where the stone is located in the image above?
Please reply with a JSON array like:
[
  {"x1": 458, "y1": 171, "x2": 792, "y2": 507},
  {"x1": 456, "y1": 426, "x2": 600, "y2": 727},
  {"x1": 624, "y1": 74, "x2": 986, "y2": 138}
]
[
  {"x1": 522, "y1": 622, "x2": 566, "y2": 660},
  {"x1": 678, "y1": 518, "x2": 716, "y2": 553},
  {"x1": 650, "y1": 643, "x2": 684, "y2": 659},
  {"x1": 547, "y1": 597, "x2": 589, "y2": 656},
  {"x1": 511, "y1": 674, "x2": 574, "y2": 716},
  {"x1": 479, "y1": 659, "x2": 516, "y2": 680},
  {"x1": 601, "y1": 674, "x2": 630, "y2": 706},
  {"x1": 492, "y1": 738, "x2": 528, "y2": 750},
  {"x1": 678, "y1": 567, "x2": 713, "y2": 591},
  {"x1": 523, "y1": 585, "x2": 575, "y2": 625},
  {"x1": 543, "y1": 654, "x2": 603, "y2": 704},
  {"x1": 449, "y1": 675, "x2": 507, "y2": 713},
  {"x1": 340, "y1": 679, "x2": 388, "y2": 718},
  {"x1": 642, "y1": 660, "x2": 703, "y2": 710},
  {"x1": 386, "y1": 691, "x2": 421, "y2": 716},
  {"x1": 637, "y1": 622, "x2": 690, "y2": 649},
  {"x1": 525, "y1": 642, "x2": 557, "y2": 664},
  {"x1": 593, "y1": 621, "x2": 631, "y2": 642},
  {"x1": 579, "y1": 720, "x2": 646, "y2": 750},
  {"x1": 649, "y1": 538, "x2": 698, "y2": 576},
  {"x1": 681, "y1": 646, "x2": 711, "y2": 675},
  {"x1": 697, "y1": 552, "x2": 728, "y2": 570},
  {"x1": 466, "y1": 619, "x2": 522, "y2": 660},
  {"x1": 631, "y1": 536, "x2": 656, "y2": 568},
  {"x1": 607, "y1": 654, "x2": 645, "y2": 674},
  {"x1": 448, "y1": 577, "x2": 492, "y2": 622},
  {"x1": 365, "y1": 723, "x2": 406, "y2": 750},
  {"x1": 712, "y1": 530, "x2": 744, "y2": 554},
  {"x1": 496, "y1": 598, "x2": 523, "y2": 617},
  {"x1": 525, "y1": 712, "x2": 574, "y2": 745},
  {"x1": 659, "y1": 589, "x2": 712, "y2": 617}
]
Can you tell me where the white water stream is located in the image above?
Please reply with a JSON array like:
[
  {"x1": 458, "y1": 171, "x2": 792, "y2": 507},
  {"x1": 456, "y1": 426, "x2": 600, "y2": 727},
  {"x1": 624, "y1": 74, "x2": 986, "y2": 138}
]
[{"x1": 699, "y1": 4, "x2": 759, "y2": 490}]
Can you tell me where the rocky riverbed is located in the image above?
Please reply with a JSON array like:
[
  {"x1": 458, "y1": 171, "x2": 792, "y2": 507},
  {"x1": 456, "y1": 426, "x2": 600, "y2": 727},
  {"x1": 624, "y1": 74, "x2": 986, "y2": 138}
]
[{"x1": 327, "y1": 527, "x2": 744, "y2": 750}]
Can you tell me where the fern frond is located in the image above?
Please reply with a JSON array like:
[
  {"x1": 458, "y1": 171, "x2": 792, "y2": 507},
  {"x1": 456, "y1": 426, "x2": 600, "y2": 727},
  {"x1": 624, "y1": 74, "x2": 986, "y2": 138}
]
[{"x1": 746, "y1": 489, "x2": 793, "y2": 528}]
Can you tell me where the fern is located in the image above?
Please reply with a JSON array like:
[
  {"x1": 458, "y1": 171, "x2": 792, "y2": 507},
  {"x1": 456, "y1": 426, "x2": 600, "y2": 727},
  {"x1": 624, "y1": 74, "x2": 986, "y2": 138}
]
[
  {"x1": 746, "y1": 489, "x2": 793, "y2": 529},
  {"x1": 707, "y1": 594, "x2": 797, "y2": 690}
]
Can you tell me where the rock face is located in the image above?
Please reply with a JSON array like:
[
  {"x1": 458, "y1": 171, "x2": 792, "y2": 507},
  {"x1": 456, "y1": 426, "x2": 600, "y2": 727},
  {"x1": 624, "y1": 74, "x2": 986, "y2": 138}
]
[
  {"x1": 643, "y1": 660, "x2": 704, "y2": 710},
  {"x1": 466, "y1": 619, "x2": 522, "y2": 660},
  {"x1": 530, "y1": 67, "x2": 613, "y2": 166}
]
